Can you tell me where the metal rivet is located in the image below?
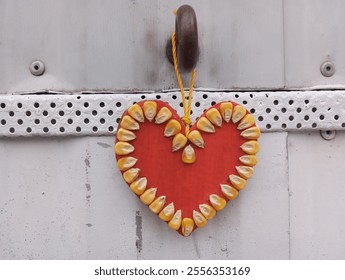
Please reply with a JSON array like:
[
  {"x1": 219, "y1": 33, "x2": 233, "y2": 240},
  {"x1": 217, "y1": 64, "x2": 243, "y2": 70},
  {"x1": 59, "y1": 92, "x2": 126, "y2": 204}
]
[
  {"x1": 320, "y1": 130, "x2": 336, "y2": 141},
  {"x1": 30, "y1": 60, "x2": 45, "y2": 76},
  {"x1": 320, "y1": 61, "x2": 335, "y2": 77}
]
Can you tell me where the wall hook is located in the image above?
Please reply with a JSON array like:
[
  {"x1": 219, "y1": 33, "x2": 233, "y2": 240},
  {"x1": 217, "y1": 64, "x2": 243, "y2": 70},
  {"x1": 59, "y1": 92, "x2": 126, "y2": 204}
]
[{"x1": 166, "y1": 5, "x2": 199, "y2": 72}]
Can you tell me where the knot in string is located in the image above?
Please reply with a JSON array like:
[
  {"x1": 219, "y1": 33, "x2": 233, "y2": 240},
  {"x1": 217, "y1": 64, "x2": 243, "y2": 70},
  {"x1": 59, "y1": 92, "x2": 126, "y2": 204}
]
[
  {"x1": 181, "y1": 116, "x2": 192, "y2": 126},
  {"x1": 181, "y1": 115, "x2": 192, "y2": 136},
  {"x1": 171, "y1": 30, "x2": 196, "y2": 137}
]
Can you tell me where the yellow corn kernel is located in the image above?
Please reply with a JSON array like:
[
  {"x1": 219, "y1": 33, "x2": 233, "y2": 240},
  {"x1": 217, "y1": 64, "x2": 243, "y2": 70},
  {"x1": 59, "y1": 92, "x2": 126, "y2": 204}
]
[
  {"x1": 239, "y1": 155, "x2": 258, "y2": 167},
  {"x1": 149, "y1": 196, "x2": 166, "y2": 214},
  {"x1": 193, "y1": 210, "x2": 207, "y2": 228},
  {"x1": 206, "y1": 108, "x2": 222, "y2": 127},
  {"x1": 187, "y1": 130, "x2": 205, "y2": 148},
  {"x1": 235, "y1": 166, "x2": 254, "y2": 179},
  {"x1": 123, "y1": 168, "x2": 140, "y2": 184},
  {"x1": 116, "y1": 128, "x2": 136, "y2": 141},
  {"x1": 143, "y1": 101, "x2": 157, "y2": 122},
  {"x1": 168, "y1": 209, "x2": 182, "y2": 230},
  {"x1": 240, "y1": 141, "x2": 260, "y2": 155},
  {"x1": 220, "y1": 184, "x2": 239, "y2": 200},
  {"x1": 120, "y1": 115, "x2": 140, "y2": 130},
  {"x1": 182, "y1": 145, "x2": 196, "y2": 164},
  {"x1": 115, "y1": 141, "x2": 135, "y2": 155},
  {"x1": 219, "y1": 102, "x2": 233, "y2": 123},
  {"x1": 164, "y1": 119, "x2": 182, "y2": 137},
  {"x1": 117, "y1": 156, "x2": 138, "y2": 171},
  {"x1": 155, "y1": 107, "x2": 172, "y2": 124},
  {"x1": 209, "y1": 194, "x2": 227, "y2": 211},
  {"x1": 128, "y1": 104, "x2": 144, "y2": 123},
  {"x1": 240, "y1": 126, "x2": 261, "y2": 140},
  {"x1": 158, "y1": 202, "x2": 175, "y2": 222},
  {"x1": 181, "y1": 218, "x2": 194, "y2": 237},
  {"x1": 232, "y1": 105, "x2": 247, "y2": 123},
  {"x1": 172, "y1": 133, "x2": 188, "y2": 152},
  {"x1": 237, "y1": 114, "x2": 255, "y2": 130},
  {"x1": 129, "y1": 177, "x2": 147, "y2": 195},
  {"x1": 197, "y1": 116, "x2": 215, "y2": 133},
  {"x1": 199, "y1": 204, "x2": 216, "y2": 220},
  {"x1": 229, "y1": 174, "x2": 246, "y2": 190},
  {"x1": 140, "y1": 188, "x2": 157, "y2": 205}
]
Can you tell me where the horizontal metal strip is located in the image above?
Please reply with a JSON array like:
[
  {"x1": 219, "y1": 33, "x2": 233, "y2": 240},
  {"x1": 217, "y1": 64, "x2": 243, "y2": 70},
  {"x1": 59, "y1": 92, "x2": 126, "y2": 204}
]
[{"x1": 0, "y1": 91, "x2": 345, "y2": 137}]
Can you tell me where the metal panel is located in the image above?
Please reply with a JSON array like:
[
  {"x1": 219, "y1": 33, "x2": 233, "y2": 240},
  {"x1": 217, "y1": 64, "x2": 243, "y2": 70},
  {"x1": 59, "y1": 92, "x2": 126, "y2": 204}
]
[
  {"x1": 0, "y1": 0, "x2": 284, "y2": 93},
  {"x1": 0, "y1": 132, "x2": 289, "y2": 259},
  {"x1": 2, "y1": 90, "x2": 345, "y2": 138},
  {"x1": 0, "y1": 137, "x2": 138, "y2": 259},
  {"x1": 284, "y1": 0, "x2": 345, "y2": 89},
  {"x1": 288, "y1": 131, "x2": 345, "y2": 259}
]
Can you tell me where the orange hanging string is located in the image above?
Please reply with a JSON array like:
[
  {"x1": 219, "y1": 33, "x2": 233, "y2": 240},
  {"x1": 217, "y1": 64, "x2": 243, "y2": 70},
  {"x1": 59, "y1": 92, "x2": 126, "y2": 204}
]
[{"x1": 171, "y1": 31, "x2": 197, "y2": 136}]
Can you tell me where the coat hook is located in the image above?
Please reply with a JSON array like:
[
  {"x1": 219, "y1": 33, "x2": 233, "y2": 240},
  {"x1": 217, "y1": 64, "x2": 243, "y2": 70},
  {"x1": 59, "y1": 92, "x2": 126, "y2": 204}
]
[{"x1": 166, "y1": 5, "x2": 199, "y2": 72}]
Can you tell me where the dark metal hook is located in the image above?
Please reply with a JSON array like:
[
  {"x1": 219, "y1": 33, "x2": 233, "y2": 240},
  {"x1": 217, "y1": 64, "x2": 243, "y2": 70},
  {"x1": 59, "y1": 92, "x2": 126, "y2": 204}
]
[{"x1": 166, "y1": 5, "x2": 199, "y2": 72}]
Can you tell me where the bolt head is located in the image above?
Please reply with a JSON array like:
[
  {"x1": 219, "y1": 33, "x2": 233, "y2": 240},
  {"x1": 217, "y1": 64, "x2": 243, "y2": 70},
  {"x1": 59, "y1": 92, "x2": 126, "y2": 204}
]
[
  {"x1": 320, "y1": 61, "x2": 335, "y2": 77},
  {"x1": 30, "y1": 60, "x2": 45, "y2": 76}
]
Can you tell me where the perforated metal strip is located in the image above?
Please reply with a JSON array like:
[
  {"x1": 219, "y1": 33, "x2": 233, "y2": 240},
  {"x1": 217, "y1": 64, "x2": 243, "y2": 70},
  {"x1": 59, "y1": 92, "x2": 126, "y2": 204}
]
[{"x1": 1, "y1": 91, "x2": 345, "y2": 137}]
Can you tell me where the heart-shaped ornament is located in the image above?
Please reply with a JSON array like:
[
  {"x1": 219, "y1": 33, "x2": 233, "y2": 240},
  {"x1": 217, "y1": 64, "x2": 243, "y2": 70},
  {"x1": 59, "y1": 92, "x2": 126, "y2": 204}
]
[{"x1": 115, "y1": 100, "x2": 260, "y2": 237}]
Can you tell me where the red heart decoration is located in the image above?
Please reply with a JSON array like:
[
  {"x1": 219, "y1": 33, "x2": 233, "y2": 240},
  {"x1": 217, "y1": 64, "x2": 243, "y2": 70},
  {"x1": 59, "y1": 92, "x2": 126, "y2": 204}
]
[{"x1": 115, "y1": 100, "x2": 260, "y2": 237}]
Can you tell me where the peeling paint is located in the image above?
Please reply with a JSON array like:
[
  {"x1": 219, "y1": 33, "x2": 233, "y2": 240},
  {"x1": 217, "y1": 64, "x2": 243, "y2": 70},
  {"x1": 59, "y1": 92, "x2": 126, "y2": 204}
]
[
  {"x1": 84, "y1": 158, "x2": 90, "y2": 168},
  {"x1": 86, "y1": 223, "x2": 92, "y2": 227},
  {"x1": 135, "y1": 211, "x2": 143, "y2": 256},
  {"x1": 220, "y1": 245, "x2": 230, "y2": 258},
  {"x1": 85, "y1": 183, "x2": 91, "y2": 192},
  {"x1": 97, "y1": 142, "x2": 112, "y2": 149}
]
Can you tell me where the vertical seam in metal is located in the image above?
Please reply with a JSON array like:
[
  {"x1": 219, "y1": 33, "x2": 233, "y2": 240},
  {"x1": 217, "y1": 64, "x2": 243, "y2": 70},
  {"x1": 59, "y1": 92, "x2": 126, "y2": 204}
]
[
  {"x1": 286, "y1": 131, "x2": 291, "y2": 259},
  {"x1": 282, "y1": 0, "x2": 287, "y2": 89}
]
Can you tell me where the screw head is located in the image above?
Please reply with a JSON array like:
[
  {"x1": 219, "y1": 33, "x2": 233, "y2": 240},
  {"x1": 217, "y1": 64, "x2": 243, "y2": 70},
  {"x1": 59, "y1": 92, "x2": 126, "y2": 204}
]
[
  {"x1": 30, "y1": 60, "x2": 45, "y2": 76},
  {"x1": 320, "y1": 61, "x2": 335, "y2": 77},
  {"x1": 320, "y1": 130, "x2": 336, "y2": 141}
]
